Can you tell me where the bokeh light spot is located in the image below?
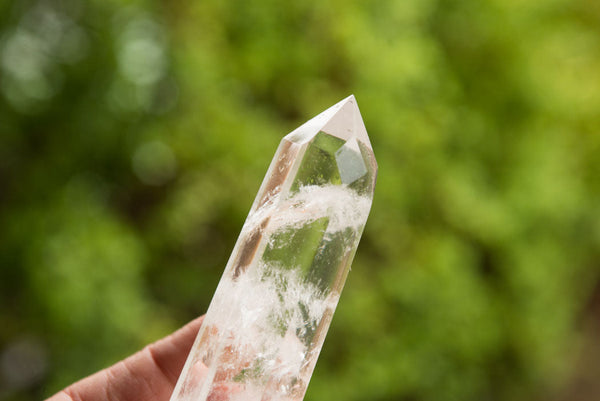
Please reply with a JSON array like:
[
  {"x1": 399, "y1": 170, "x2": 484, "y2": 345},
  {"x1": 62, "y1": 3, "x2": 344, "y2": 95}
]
[{"x1": 132, "y1": 140, "x2": 177, "y2": 186}]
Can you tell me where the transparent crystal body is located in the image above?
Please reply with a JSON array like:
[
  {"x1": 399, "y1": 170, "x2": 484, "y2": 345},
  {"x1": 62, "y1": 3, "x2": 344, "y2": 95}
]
[{"x1": 170, "y1": 95, "x2": 377, "y2": 401}]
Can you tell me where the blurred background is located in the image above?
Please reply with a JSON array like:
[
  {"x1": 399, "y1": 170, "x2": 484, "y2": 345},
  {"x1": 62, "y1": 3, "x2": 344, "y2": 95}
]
[{"x1": 1, "y1": 0, "x2": 599, "y2": 400}]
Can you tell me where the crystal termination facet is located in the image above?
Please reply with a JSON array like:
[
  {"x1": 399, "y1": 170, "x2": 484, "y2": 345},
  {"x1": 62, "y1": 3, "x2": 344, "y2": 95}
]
[{"x1": 170, "y1": 95, "x2": 377, "y2": 401}]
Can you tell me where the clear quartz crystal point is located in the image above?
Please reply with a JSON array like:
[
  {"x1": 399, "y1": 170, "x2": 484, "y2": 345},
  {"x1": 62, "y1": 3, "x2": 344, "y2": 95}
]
[{"x1": 170, "y1": 95, "x2": 377, "y2": 401}]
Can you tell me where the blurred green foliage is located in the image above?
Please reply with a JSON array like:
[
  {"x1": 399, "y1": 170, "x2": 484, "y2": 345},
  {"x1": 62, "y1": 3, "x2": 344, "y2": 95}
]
[{"x1": 1, "y1": 0, "x2": 599, "y2": 400}]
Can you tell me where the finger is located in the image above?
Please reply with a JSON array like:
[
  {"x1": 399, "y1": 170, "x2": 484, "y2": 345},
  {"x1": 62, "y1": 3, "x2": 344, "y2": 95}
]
[
  {"x1": 144, "y1": 315, "x2": 205, "y2": 384},
  {"x1": 47, "y1": 316, "x2": 204, "y2": 401}
]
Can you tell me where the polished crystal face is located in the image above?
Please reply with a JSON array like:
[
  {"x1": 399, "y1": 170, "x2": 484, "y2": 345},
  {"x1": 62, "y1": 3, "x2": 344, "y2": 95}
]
[{"x1": 171, "y1": 95, "x2": 377, "y2": 401}]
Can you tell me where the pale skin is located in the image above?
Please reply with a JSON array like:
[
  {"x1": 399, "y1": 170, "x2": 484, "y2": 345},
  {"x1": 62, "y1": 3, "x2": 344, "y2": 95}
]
[{"x1": 47, "y1": 316, "x2": 205, "y2": 401}]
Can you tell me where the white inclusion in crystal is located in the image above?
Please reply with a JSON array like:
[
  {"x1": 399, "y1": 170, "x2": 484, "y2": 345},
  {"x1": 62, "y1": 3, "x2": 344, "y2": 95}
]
[
  {"x1": 245, "y1": 185, "x2": 371, "y2": 237},
  {"x1": 279, "y1": 329, "x2": 308, "y2": 373},
  {"x1": 200, "y1": 260, "x2": 332, "y2": 385},
  {"x1": 281, "y1": 185, "x2": 370, "y2": 233},
  {"x1": 335, "y1": 138, "x2": 368, "y2": 185}
]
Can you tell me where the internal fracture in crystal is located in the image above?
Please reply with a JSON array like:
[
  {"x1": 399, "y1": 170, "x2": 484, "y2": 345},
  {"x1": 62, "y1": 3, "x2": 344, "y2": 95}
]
[{"x1": 170, "y1": 95, "x2": 377, "y2": 401}]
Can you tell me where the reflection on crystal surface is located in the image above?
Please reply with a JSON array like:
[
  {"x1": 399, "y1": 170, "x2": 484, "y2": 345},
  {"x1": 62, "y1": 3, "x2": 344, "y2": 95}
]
[
  {"x1": 171, "y1": 95, "x2": 377, "y2": 401},
  {"x1": 336, "y1": 138, "x2": 368, "y2": 185}
]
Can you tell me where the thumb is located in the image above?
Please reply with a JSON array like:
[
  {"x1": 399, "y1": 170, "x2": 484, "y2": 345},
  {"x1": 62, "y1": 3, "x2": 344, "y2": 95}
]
[{"x1": 47, "y1": 316, "x2": 204, "y2": 401}]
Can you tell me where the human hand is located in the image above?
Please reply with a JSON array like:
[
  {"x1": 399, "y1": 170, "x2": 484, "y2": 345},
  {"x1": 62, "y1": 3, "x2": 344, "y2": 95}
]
[{"x1": 47, "y1": 316, "x2": 204, "y2": 401}]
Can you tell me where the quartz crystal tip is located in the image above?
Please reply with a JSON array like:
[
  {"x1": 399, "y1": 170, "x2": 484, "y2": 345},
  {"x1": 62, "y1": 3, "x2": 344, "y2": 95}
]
[
  {"x1": 287, "y1": 94, "x2": 374, "y2": 149},
  {"x1": 254, "y1": 94, "x2": 377, "y2": 211},
  {"x1": 170, "y1": 95, "x2": 377, "y2": 401}
]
